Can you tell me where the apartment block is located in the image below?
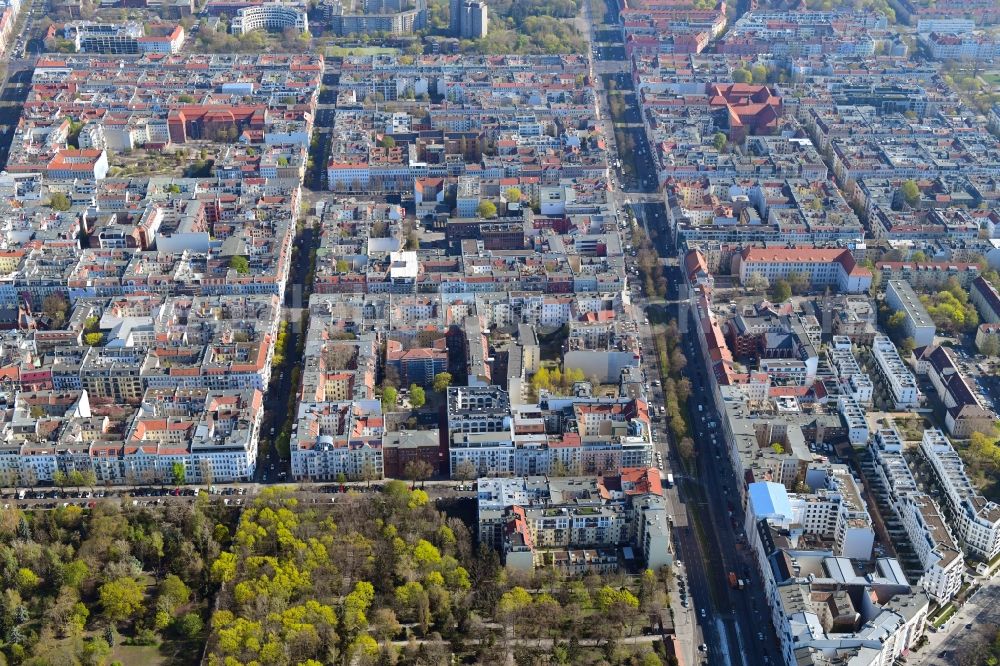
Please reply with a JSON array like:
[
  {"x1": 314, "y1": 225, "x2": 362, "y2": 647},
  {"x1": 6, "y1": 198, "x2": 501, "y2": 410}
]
[
  {"x1": 447, "y1": 386, "x2": 515, "y2": 477},
  {"x1": 876, "y1": 261, "x2": 981, "y2": 290},
  {"x1": 885, "y1": 280, "x2": 935, "y2": 348},
  {"x1": 871, "y1": 429, "x2": 964, "y2": 604},
  {"x1": 289, "y1": 401, "x2": 384, "y2": 481},
  {"x1": 0, "y1": 387, "x2": 264, "y2": 486},
  {"x1": 829, "y1": 343, "x2": 873, "y2": 405},
  {"x1": 970, "y1": 275, "x2": 1000, "y2": 324},
  {"x1": 920, "y1": 429, "x2": 1000, "y2": 561},
  {"x1": 898, "y1": 493, "x2": 964, "y2": 604},
  {"x1": 837, "y1": 395, "x2": 869, "y2": 447},
  {"x1": 915, "y1": 345, "x2": 994, "y2": 438},
  {"x1": 230, "y1": 2, "x2": 308, "y2": 34},
  {"x1": 800, "y1": 465, "x2": 876, "y2": 560},
  {"x1": 478, "y1": 470, "x2": 671, "y2": 574},
  {"x1": 745, "y1": 481, "x2": 928, "y2": 666},
  {"x1": 871, "y1": 335, "x2": 919, "y2": 409},
  {"x1": 382, "y1": 429, "x2": 440, "y2": 478}
]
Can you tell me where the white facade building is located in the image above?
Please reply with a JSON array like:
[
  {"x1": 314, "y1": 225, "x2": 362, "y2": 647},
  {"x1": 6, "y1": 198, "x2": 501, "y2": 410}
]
[
  {"x1": 231, "y1": 3, "x2": 309, "y2": 35},
  {"x1": 871, "y1": 335, "x2": 919, "y2": 409},
  {"x1": 885, "y1": 280, "x2": 935, "y2": 348},
  {"x1": 898, "y1": 493, "x2": 964, "y2": 604},
  {"x1": 920, "y1": 429, "x2": 1000, "y2": 561}
]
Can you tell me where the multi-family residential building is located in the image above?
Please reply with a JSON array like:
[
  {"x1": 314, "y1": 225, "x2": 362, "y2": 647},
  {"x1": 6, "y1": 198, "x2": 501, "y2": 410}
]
[
  {"x1": 326, "y1": 0, "x2": 427, "y2": 36},
  {"x1": 920, "y1": 429, "x2": 1000, "y2": 561},
  {"x1": 920, "y1": 31, "x2": 1000, "y2": 61},
  {"x1": 745, "y1": 481, "x2": 929, "y2": 666},
  {"x1": 876, "y1": 261, "x2": 981, "y2": 290},
  {"x1": 385, "y1": 339, "x2": 447, "y2": 387},
  {"x1": 446, "y1": 386, "x2": 515, "y2": 477},
  {"x1": 289, "y1": 401, "x2": 384, "y2": 481},
  {"x1": 871, "y1": 428, "x2": 964, "y2": 604},
  {"x1": 970, "y1": 275, "x2": 1000, "y2": 324},
  {"x1": 478, "y1": 469, "x2": 671, "y2": 573},
  {"x1": 871, "y1": 335, "x2": 919, "y2": 409},
  {"x1": 885, "y1": 280, "x2": 935, "y2": 347},
  {"x1": 457, "y1": 0, "x2": 486, "y2": 39},
  {"x1": 829, "y1": 340, "x2": 874, "y2": 405},
  {"x1": 63, "y1": 22, "x2": 185, "y2": 54},
  {"x1": 230, "y1": 2, "x2": 309, "y2": 34},
  {"x1": 800, "y1": 464, "x2": 876, "y2": 559},
  {"x1": 837, "y1": 395, "x2": 869, "y2": 447},
  {"x1": 914, "y1": 345, "x2": 995, "y2": 437},
  {"x1": 0, "y1": 387, "x2": 264, "y2": 486},
  {"x1": 720, "y1": 11, "x2": 889, "y2": 58},
  {"x1": 898, "y1": 493, "x2": 964, "y2": 604}
]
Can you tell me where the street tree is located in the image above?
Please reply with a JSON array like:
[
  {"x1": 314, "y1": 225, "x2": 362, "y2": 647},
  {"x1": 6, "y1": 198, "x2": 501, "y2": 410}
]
[
  {"x1": 403, "y1": 460, "x2": 434, "y2": 489},
  {"x1": 453, "y1": 460, "x2": 477, "y2": 481},
  {"x1": 171, "y1": 462, "x2": 186, "y2": 486}
]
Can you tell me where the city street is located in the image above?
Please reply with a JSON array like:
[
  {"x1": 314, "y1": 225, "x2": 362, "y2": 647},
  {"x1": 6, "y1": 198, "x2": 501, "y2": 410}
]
[
  {"x1": 582, "y1": 0, "x2": 776, "y2": 661},
  {"x1": 910, "y1": 581, "x2": 1000, "y2": 666},
  {"x1": 677, "y1": 287, "x2": 779, "y2": 666}
]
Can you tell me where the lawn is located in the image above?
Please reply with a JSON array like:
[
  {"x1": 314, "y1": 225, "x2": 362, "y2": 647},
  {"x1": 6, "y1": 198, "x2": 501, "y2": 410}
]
[
  {"x1": 981, "y1": 71, "x2": 1000, "y2": 87},
  {"x1": 930, "y1": 603, "x2": 957, "y2": 629},
  {"x1": 112, "y1": 639, "x2": 205, "y2": 666},
  {"x1": 112, "y1": 645, "x2": 167, "y2": 666}
]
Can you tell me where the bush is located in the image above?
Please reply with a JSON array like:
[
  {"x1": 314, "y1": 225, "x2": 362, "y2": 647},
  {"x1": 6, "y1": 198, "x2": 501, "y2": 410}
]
[
  {"x1": 175, "y1": 612, "x2": 204, "y2": 639},
  {"x1": 123, "y1": 627, "x2": 159, "y2": 646}
]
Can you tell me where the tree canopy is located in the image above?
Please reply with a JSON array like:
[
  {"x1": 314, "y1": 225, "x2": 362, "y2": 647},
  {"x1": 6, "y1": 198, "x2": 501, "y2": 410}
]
[
  {"x1": 477, "y1": 200, "x2": 497, "y2": 218},
  {"x1": 900, "y1": 179, "x2": 921, "y2": 207},
  {"x1": 432, "y1": 372, "x2": 453, "y2": 393},
  {"x1": 920, "y1": 278, "x2": 979, "y2": 333},
  {"x1": 770, "y1": 279, "x2": 792, "y2": 303}
]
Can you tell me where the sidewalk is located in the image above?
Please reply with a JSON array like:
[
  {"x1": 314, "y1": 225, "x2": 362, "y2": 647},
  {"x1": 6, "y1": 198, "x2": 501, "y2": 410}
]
[
  {"x1": 909, "y1": 579, "x2": 999, "y2": 665},
  {"x1": 669, "y1": 562, "x2": 698, "y2": 666}
]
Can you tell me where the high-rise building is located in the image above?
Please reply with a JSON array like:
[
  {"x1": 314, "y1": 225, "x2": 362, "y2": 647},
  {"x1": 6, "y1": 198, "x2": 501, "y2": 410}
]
[
  {"x1": 456, "y1": 0, "x2": 486, "y2": 39},
  {"x1": 449, "y1": 0, "x2": 461, "y2": 35}
]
